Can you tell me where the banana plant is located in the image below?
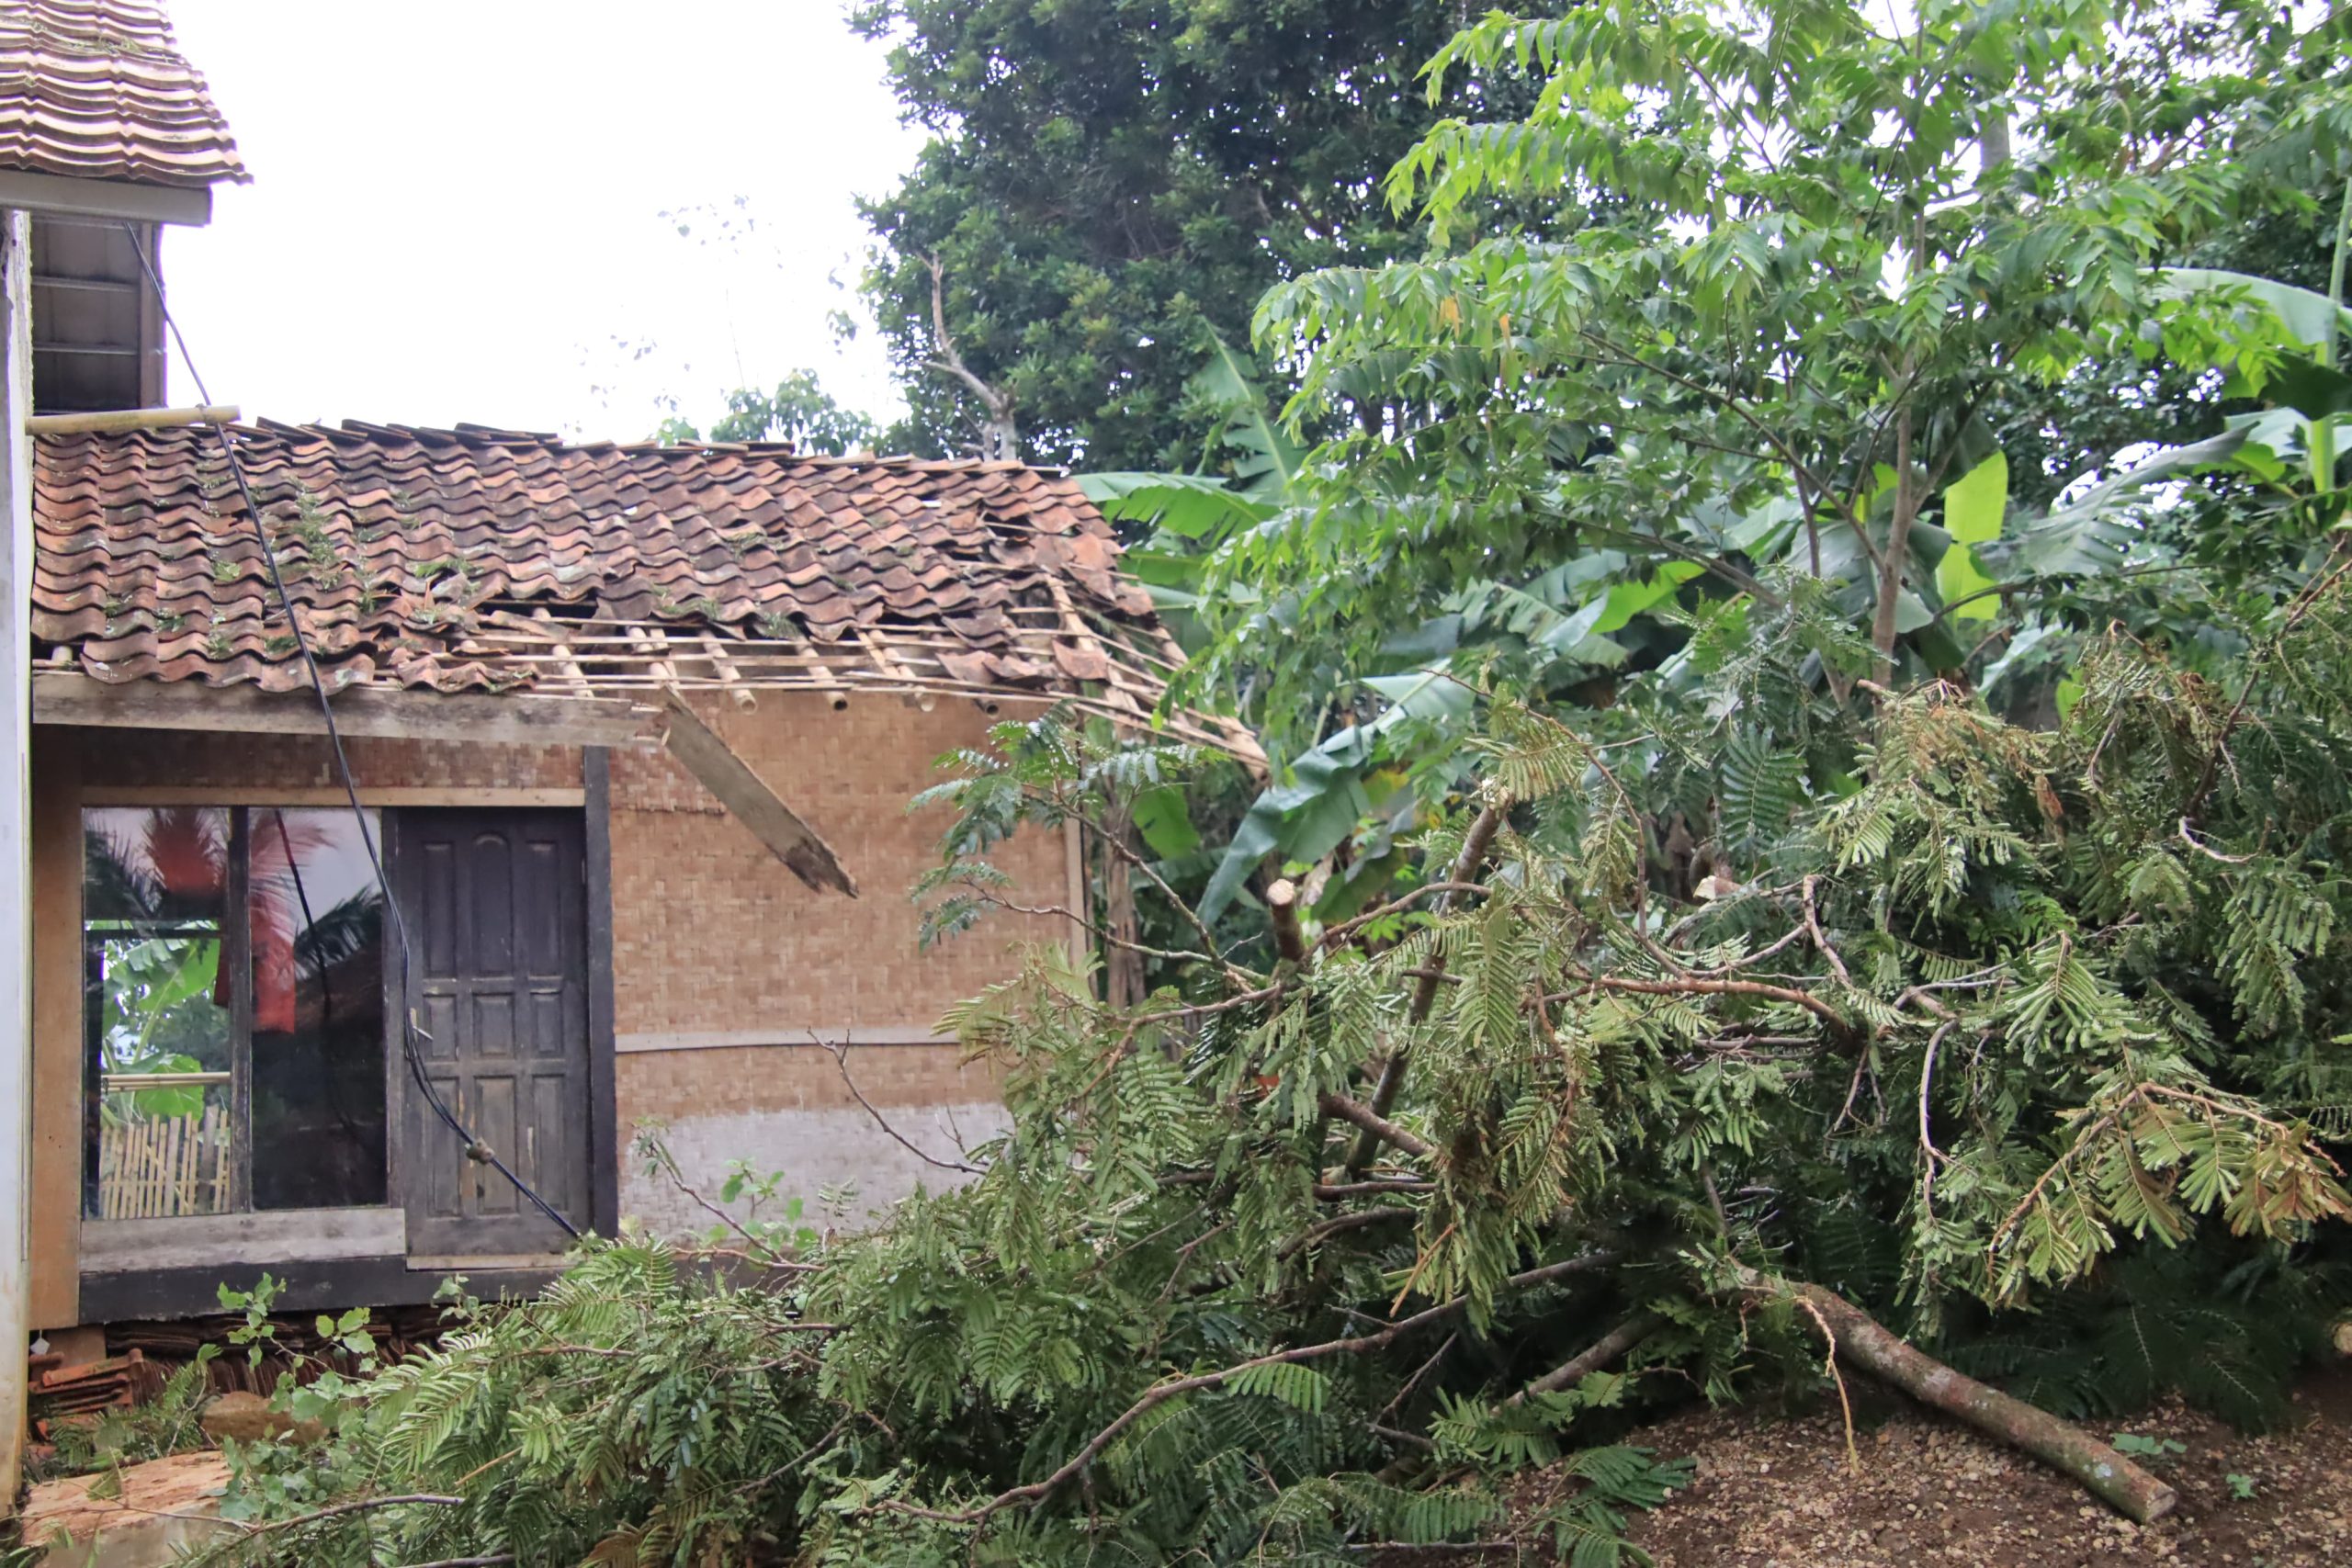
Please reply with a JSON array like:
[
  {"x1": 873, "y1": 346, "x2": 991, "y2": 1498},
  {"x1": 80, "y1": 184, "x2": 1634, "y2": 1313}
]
[
  {"x1": 1927, "y1": 258, "x2": 2352, "y2": 666},
  {"x1": 1084, "y1": 343, "x2": 1730, "y2": 923}
]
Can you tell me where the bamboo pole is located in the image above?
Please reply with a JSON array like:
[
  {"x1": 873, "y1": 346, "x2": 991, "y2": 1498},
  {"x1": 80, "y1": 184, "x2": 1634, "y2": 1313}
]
[
  {"x1": 176, "y1": 1110, "x2": 199, "y2": 1213},
  {"x1": 700, "y1": 635, "x2": 758, "y2": 711},
  {"x1": 530, "y1": 607, "x2": 595, "y2": 701},
  {"x1": 99, "y1": 1123, "x2": 119, "y2": 1218},
  {"x1": 27, "y1": 402, "x2": 239, "y2": 435}
]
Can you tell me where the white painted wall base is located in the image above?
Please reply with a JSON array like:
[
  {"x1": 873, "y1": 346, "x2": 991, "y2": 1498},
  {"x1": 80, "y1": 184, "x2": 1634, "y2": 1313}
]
[{"x1": 620, "y1": 1101, "x2": 1008, "y2": 1237}]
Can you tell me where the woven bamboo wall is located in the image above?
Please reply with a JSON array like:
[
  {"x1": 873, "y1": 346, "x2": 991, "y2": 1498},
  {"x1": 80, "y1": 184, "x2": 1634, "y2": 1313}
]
[
  {"x1": 608, "y1": 693, "x2": 1066, "y2": 1231},
  {"x1": 606, "y1": 693, "x2": 1068, "y2": 1036}
]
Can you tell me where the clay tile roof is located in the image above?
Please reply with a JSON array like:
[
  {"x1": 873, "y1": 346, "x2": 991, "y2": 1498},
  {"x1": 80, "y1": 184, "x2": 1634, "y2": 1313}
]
[
  {"x1": 31, "y1": 423, "x2": 1260, "y2": 757},
  {"x1": 0, "y1": 0, "x2": 246, "y2": 188}
]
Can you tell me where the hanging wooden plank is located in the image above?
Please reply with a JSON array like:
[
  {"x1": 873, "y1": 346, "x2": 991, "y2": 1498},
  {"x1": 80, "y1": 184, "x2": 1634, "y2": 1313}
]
[{"x1": 659, "y1": 689, "x2": 857, "y2": 897}]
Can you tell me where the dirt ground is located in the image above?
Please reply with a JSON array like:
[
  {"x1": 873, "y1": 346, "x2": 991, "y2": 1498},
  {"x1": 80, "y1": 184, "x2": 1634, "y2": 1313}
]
[
  {"x1": 17, "y1": 1450, "x2": 233, "y2": 1566},
  {"x1": 1583, "y1": 1369, "x2": 2352, "y2": 1567}
]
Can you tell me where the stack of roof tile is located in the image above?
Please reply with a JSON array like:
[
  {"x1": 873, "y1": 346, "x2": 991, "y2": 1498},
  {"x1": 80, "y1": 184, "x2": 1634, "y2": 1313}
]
[{"x1": 0, "y1": 0, "x2": 245, "y2": 188}]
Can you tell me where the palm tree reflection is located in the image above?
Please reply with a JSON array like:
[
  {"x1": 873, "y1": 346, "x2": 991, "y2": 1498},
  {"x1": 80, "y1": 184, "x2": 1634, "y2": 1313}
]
[{"x1": 85, "y1": 807, "x2": 388, "y2": 1213}]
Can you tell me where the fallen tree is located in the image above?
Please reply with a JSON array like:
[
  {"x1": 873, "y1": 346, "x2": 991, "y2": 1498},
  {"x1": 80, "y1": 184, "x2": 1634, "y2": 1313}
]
[
  {"x1": 187, "y1": 602, "x2": 2352, "y2": 1562},
  {"x1": 1751, "y1": 1277, "x2": 2177, "y2": 1523}
]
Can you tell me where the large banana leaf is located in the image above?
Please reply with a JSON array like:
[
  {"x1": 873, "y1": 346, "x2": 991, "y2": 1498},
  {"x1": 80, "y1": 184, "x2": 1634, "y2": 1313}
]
[
  {"x1": 1991, "y1": 427, "x2": 2254, "y2": 576},
  {"x1": 1080, "y1": 471, "x2": 1271, "y2": 540},
  {"x1": 2156, "y1": 268, "x2": 2352, "y2": 355},
  {"x1": 1197, "y1": 666, "x2": 1476, "y2": 924},
  {"x1": 1190, "y1": 334, "x2": 1309, "y2": 502}
]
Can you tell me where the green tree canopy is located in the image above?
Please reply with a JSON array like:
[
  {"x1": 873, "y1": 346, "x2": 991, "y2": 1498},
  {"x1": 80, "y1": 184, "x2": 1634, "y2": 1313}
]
[
  {"x1": 656, "y1": 368, "x2": 883, "y2": 455},
  {"x1": 1186, "y1": 0, "x2": 2352, "y2": 747},
  {"x1": 851, "y1": 0, "x2": 1559, "y2": 468}
]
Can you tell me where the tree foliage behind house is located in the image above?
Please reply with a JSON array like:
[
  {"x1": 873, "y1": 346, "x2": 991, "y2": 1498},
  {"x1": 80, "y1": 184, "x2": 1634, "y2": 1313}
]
[{"x1": 849, "y1": 0, "x2": 1560, "y2": 467}]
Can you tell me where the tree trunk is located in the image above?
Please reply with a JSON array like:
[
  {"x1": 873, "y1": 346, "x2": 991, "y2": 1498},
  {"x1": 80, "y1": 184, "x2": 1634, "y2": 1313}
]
[
  {"x1": 1099, "y1": 808, "x2": 1146, "y2": 1009},
  {"x1": 1765, "y1": 1279, "x2": 2178, "y2": 1524}
]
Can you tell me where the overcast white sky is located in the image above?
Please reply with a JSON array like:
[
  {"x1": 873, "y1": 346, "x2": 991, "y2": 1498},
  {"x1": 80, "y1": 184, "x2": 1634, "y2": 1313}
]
[{"x1": 162, "y1": 2, "x2": 922, "y2": 442}]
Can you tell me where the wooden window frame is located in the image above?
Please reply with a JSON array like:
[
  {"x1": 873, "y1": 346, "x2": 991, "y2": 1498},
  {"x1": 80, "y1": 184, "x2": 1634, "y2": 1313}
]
[{"x1": 82, "y1": 802, "x2": 390, "y2": 1223}]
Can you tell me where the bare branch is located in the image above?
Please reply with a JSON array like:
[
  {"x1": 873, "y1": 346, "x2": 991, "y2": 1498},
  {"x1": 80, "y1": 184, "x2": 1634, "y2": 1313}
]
[
  {"x1": 1319, "y1": 1090, "x2": 1437, "y2": 1161},
  {"x1": 1550, "y1": 971, "x2": 1855, "y2": 1038},
  {"x1": 1801, "y1": 874, "x2": 1852, "y2": 987},
  {"x1": 1507, "y1": 1312, "x2": 1661, "y2": 1404},
  {"x1": 923, "y1": 254, "x2": 1020, "y2": 462},
  {"x1": 814, "y1": 1033, "x2": 985, "y2": 1177},
  {"x1": 1346, "y1": 797, "x2": 1511, "y2": 1175},
  {"x1": 636, "y1": 1137, "x2": 820, "y2": 1269},
  {"x1": 1276, "y1": 1204, "x2": 1415, "y2": 1260}
]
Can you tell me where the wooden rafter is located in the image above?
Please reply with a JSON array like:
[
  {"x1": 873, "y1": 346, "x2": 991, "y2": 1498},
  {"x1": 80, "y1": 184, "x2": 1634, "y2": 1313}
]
[
  {"x1": 30, "y1": 671, "x2": 657, "y2": 747},
  {"x1": 658, "y1": 688, "x2": 856, "y2": 897}
]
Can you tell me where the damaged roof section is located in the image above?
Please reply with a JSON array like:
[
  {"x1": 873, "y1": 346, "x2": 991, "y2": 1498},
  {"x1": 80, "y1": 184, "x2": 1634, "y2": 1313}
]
[
  {"x1": 32, "y1": 421, "x2": 1254, "y2": 756},
  {"x1": 0, "y1": 0, "x2": 246, "y2": 187}
]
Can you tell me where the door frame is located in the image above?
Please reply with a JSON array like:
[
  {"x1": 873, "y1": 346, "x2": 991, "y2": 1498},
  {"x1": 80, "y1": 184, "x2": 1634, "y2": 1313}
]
[
  {"x1": 582, "y1": 749, "x2": 620, "y2": 1237},
  {"x1": 380, "y1": 780, "x2": 619, "y2": 1255}
]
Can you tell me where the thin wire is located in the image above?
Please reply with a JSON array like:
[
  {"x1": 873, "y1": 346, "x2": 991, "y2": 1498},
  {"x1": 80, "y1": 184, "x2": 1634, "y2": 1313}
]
[{"x1": 119, "y1": 226, "x2": 581, "y2": 1239}]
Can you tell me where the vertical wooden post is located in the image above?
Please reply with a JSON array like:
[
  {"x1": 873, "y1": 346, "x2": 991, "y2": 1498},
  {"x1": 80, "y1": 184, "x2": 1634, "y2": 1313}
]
[
  {"x1": 1100, "y1": 804, "x2": 1145, "y2": 1009},
  {"x1": 1061, "y1": 817, "x2": 1090, "y2": 975},
  {"x1": 582, "y1": 749, "x2": 620, "y2": 1237},
  {"x1": 30, "y1": 726, "x2": 85, "y2": 1325},
  {"x1": 224, "y1": 807, "x2": 252, "y2": 1213},
  {"x1": 0, "y1": 205, "x2": 36, "y2": 1509}
]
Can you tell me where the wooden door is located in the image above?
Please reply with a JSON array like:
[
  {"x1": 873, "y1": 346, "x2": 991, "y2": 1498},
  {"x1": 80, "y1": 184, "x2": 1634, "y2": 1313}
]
[{"x1": 388, "y1": 809, "x2": 591, "y2": 1257}]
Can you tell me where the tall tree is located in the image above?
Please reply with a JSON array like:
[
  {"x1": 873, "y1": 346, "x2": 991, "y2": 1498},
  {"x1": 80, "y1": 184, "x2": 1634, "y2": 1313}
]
[
  {"x1": 655, "y1": 368, "x2": 882, "y2": 455},
  {"x1": 1187, "y1": 0, "x2": 2350, "y2": 739},
  {"x1": 851, "y1": 0, "x2": 1556, "y2": 468}
]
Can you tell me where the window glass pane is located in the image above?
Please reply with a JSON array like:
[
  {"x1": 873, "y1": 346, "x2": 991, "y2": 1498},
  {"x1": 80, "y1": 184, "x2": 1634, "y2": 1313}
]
[
  {"x1": 84, "y1": 807, "x2": 234, "y2": 1218},
  {"x1": 249, "y1": 807, "x2": 388, "y2": 1209}
]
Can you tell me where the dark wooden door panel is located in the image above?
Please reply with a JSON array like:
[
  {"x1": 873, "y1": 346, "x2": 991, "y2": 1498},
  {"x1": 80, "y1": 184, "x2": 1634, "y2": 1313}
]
[{"x1": 390, "y1": 809, "x2": 589, "y2": 1256}]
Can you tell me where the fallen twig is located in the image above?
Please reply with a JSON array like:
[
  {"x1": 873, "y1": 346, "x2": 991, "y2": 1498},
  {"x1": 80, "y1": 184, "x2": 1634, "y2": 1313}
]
[{"x1": 814, "y1": 1032, "x2": 984, "y2": 1176}]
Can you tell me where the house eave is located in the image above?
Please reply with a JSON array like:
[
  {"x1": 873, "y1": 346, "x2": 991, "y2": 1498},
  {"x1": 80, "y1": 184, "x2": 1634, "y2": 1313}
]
[
  {"x1": 0, "y1": 169, "x2": 212, "y2": 226},
  {"x1": 31, "y1": 671, "x2": 661, "y2": 748}
]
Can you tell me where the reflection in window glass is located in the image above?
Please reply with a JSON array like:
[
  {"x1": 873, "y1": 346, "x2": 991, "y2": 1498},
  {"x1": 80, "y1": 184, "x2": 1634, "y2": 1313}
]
[
  {"x1": 83, "y1": 807, "x2": 234, "y2": 1218},
  {"x1": 249, "y1": 808, "x2": 387, "y2": 1209}
]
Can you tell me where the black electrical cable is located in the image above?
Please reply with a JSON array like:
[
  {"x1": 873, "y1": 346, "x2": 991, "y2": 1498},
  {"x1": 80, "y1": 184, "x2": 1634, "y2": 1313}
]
[{"x1": 119, "y1": 226, "x2": 581, "y2": 1240}]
